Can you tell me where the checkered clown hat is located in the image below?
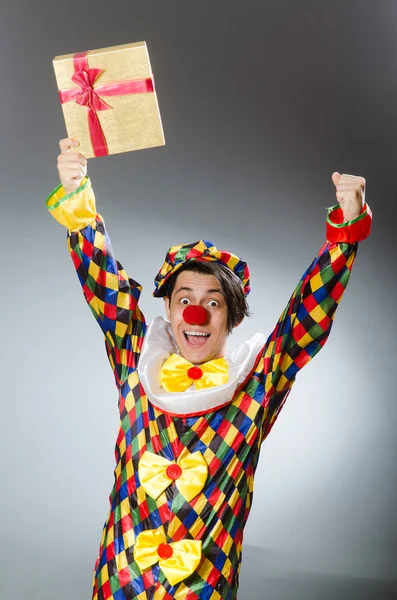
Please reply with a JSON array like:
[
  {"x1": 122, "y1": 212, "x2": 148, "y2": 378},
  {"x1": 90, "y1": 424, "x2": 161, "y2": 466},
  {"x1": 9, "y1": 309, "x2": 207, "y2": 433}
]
[{"x1": 153, "y1": 240, "x2": 251, "y2": 298}]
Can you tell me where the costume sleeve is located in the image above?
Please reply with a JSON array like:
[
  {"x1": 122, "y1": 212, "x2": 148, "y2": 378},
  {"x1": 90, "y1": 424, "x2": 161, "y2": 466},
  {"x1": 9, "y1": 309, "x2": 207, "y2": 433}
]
[
  {"x1": 45, "y1": 176, "x2": 146, "y2": 386},
  {"x1": 261, "y1": 200, "x2": 372, "y2": 406}
]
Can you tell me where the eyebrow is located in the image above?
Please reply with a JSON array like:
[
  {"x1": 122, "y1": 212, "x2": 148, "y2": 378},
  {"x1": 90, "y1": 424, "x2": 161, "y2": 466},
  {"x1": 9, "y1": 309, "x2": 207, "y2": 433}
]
[{"x1": 174, "y1": 286, "x2": 223, "y2": 295}]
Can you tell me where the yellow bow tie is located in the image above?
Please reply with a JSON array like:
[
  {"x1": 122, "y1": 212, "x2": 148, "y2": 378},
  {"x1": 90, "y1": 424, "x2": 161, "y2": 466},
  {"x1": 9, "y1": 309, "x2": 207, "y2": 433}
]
[
  {"x1": 160, "y1": 353, "x2": 229, "y2": 393},
  {"x1": 134, "y1": 527, "x2": 202, "y2": 586},
  {"x1": 138, "y1": 449, "x2": 208, "y2": 502}
]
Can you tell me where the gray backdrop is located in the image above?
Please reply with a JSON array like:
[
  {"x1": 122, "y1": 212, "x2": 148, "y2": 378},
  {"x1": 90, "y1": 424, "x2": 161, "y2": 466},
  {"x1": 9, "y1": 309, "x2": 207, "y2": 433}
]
[{"x1": 1, "y1": 0, "x2": 396, "y2": 598}]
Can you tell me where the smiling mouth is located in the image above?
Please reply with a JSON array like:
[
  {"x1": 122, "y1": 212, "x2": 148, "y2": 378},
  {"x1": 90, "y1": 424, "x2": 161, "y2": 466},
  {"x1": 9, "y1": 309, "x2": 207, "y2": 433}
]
[{"x1": 183, "y1": 330, "x2": 211, "y2": 348}]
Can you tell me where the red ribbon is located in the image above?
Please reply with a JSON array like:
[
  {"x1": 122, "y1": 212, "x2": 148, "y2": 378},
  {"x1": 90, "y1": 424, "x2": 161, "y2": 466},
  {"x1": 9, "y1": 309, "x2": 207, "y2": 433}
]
[{"x1": 58, "y1": 51, "x2": 154, "y2": 157}]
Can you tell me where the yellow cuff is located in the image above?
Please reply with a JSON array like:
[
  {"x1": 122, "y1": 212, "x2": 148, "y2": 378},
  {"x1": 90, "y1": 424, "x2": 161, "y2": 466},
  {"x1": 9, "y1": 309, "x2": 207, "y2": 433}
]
[{"x1": 45, "y1": 176, "x2": 97, "y2": 231}]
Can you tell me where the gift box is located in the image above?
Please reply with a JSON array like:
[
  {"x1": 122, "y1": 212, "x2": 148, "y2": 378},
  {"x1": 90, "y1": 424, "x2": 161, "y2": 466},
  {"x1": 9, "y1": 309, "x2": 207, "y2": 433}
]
[{"x1": 52, "y1": 41, "x2": 165, "y2": 159}]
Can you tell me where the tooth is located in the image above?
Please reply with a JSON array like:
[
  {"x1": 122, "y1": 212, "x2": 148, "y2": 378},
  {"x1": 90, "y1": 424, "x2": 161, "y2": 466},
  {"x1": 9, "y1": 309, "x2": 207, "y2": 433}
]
[{"x1": 184, "y1": 331, "x2": 209, "y2": 337}]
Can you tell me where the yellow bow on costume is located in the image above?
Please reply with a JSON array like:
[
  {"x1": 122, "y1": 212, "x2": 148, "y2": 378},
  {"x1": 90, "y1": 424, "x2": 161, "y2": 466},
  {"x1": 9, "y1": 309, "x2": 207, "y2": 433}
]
[
  {"x1": 160, "y1": 353, "x2": 229, "y2": 393},
  {"x1": 134, "y1": 527, "x2": 202, "y2": 586},
  {"x1": 138, "y1": 449, "x2": 208, "y2": 502}
]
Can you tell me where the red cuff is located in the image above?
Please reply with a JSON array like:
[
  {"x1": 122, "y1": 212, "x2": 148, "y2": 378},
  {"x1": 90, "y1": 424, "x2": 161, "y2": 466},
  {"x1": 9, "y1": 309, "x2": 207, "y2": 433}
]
[{"x1": 325, "y1": 202, "x2": 372, "y2": 243}]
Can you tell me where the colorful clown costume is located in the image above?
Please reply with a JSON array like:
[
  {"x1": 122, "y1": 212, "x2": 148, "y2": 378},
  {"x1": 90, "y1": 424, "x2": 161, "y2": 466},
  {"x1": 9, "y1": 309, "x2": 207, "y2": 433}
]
[{"x1": 46, "y1": 177, "x2": 372, "y2": 600}]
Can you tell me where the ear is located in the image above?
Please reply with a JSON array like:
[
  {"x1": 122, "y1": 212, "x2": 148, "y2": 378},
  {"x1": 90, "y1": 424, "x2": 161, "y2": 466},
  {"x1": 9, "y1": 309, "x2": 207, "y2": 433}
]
[{"x1": 164, "y1": 296, "x2": 171, "y2": 320}]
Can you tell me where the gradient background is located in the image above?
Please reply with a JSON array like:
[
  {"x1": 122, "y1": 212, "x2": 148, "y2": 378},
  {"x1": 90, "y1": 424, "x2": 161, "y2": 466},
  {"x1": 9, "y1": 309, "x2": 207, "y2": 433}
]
[{"x1": 1, "y1": 1, "x2": 396, "y2": 598}]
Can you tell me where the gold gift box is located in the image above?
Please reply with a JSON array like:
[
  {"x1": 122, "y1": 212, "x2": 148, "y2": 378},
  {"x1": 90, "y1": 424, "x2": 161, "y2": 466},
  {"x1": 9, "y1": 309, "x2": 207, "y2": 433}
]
[{"x1": 52, "y1": 41, "x2": 165, "y2": 159}]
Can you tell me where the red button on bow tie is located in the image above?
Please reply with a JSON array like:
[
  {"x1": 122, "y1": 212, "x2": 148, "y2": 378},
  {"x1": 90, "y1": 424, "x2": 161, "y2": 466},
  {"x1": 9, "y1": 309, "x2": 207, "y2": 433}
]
[
  {"x1": 157, "y1": 543, "x2": 173, "y2": 560},
  {"x1": 166, "y1": 464, "x2": 182, "y2": 480},
  {"x1": 187, "y1": 366, "x2": 203, "y2": 380}
]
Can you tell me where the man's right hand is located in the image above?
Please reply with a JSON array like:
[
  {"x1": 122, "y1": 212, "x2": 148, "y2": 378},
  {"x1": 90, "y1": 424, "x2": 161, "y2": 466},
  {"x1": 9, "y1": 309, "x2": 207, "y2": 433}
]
[{"x1": 57, "y1": 138, "x2": 88, "y2": 195}]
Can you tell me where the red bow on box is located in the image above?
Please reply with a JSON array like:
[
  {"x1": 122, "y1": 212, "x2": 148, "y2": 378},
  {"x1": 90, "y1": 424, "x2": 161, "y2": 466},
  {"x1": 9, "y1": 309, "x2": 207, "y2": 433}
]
[{"x1": 58, "y1": 51, "x2": 154, "y2": 157}]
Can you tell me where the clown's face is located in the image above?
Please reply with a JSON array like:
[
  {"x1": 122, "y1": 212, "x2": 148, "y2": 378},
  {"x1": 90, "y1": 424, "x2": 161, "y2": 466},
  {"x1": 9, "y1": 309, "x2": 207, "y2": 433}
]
[{"x1": 164, "y1": 270, "x2": 229, "y2": 365}]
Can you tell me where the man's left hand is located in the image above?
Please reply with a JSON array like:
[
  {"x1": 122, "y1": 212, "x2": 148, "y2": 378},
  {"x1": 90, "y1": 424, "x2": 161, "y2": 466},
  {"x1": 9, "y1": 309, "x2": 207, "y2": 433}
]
[{"x1": 331, "y1": 172, "x2": 366, "y2": 222}]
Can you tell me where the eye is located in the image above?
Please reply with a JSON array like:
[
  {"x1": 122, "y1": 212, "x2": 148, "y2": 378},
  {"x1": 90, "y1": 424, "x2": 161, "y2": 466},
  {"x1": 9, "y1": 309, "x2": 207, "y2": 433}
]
[
  {"x1": 179, "y1": 297, "x2": 190, "y2": 305},
  {"x1": 207, "y1": 299, "x2": 219, "y2": 308}
]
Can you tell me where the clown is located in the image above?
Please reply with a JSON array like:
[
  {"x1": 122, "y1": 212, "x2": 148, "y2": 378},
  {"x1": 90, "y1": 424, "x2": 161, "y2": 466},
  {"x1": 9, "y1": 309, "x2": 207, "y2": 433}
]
[{"x1": 46, "y1": 138, "x2": 372, "y2": 600}]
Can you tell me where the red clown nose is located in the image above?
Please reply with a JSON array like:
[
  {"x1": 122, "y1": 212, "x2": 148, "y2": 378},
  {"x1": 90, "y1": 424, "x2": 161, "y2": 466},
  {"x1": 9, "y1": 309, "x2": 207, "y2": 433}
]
[{"x1": 183, "y1": 305, "x2": 209, "y2": 326}]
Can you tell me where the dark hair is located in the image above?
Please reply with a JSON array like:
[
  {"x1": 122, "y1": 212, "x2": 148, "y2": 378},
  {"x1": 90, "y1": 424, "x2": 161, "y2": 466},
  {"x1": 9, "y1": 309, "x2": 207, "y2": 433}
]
[{"x1": 165, "y1": 261, "x2": 251, "y2": 333}]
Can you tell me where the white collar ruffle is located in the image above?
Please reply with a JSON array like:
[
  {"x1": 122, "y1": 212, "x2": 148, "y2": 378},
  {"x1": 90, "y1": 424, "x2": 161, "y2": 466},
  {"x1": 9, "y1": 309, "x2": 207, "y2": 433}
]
[{"x1": 137, "y1": 316, "x2": 266, "y2": 416}]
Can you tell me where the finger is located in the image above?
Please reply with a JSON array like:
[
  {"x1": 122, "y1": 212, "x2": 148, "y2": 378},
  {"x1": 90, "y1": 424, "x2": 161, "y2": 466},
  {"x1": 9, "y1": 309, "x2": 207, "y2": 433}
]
[
  {"x1": 339, "y1": 173, "x2": 365, "y2": 180},
  {"x1": 72, "y1": 171, "x2": 86, "y2": 180},
  {"x1": 62, "y1": 169, "x2": 86, "y2": 182},
  {"x1": 335, "y1": 186, "x2": 361, "y2": 192},
  {"x1": 58, "y1": 152, "x2": 87, "y2": 166},
  {"x1": 58, "y1": 162, "x2": 87, "y2": 171},
  {"x1": 339, "y1": 174, "x2": 366, "y2": 185},
  {"x1": 59, "y1": 137, "x2": 80, "y2": 149},
  {"x1": 59, "y1": 138, "x2": 80, "y2": 153},
  {"x1": 336, "y1": 181, "x2": 365, "y2": 192}
]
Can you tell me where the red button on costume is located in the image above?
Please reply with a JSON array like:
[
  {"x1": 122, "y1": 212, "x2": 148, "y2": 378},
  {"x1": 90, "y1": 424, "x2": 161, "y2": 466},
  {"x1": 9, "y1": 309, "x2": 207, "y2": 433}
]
[
  {"x1": 157, "y1": 543, "x2": 174, "y2": 560},
  {"x1": 187, "y1": 366, "x2": 203, "y2": 380},
  {"x1": 165, "y1": 464, "x2": 182, "y2": 480}
]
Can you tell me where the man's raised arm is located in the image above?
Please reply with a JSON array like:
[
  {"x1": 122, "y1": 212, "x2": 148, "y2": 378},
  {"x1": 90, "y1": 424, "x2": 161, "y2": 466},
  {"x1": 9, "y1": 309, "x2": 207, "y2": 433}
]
[
  {"x1": 259, "y1": 174, "x2": 372, "y2": 439},
  {"x1": 45, "y1": 138, "x2": 146, "y2": 387}
]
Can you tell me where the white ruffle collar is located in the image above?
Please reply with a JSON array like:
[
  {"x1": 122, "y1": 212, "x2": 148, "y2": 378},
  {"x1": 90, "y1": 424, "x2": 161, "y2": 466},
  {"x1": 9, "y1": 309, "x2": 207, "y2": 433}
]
[{"x1": 137, "y1": 316, "x2": 266, "y2": 416}]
